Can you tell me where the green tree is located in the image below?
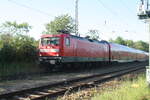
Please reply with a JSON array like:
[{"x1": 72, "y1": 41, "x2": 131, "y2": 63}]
[
  {"x1": 114, "y1": 37, "x2": 126, "y2": 45},
  {"x1": 0, "y1": 21, "x2": 32, "y2": 35},
  {"x1": 134, "y1": 41, "x2": 149, "y2": 52},
  {"x1": 0, "y1": 43, "x2": 16, "y2": 62},
  {"x1": 0, "y1": 34, "x2": 13, "y2": 45},
  {"x1": 109, "y1": 36, "x2": 149, "y2": 52},
  {"x1": 13, "y1": 34, "x2": 38, "y2": 62},
  {"x1": 86, "y1": 29, "x2": 100, "y2": 40},
  {"x1": 125, "y1": 40, "x2": 134, "y2": 47},
  {"x1": 43, "y1": 14, "x2": 75, "y2": 34},
  {"x1": 109, "y1": 38, "x2": 114, "y2": 42},
  {"x1": 0, "y1": 21, "x2": 32, "y2": 50},
  {"x1": 0, "y1": 21, "x2": 38, "y2": 63},
  {"x1": 0, "y1": 40, "x2": 2, "y2": 48}
]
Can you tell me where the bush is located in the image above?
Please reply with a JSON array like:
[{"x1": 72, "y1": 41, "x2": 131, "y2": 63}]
[
  {"x1": 0, "y1": 43, "x2": 16, "y2": 63},
  {"x1": 0, "y1": 34, "x2": 38, "y2": 63},
  {"x1": 13, "y1": 35, "x2": 38, "y2": 62}
]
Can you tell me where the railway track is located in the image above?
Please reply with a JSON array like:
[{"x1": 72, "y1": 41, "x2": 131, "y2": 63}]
[{"x1": 0, "y1": 64, "x2": 146, "y2": 100}]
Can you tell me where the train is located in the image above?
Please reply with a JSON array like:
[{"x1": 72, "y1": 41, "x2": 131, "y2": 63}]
[{"x1": 39, "y1": 32, "x2": 148, "y2": 67}]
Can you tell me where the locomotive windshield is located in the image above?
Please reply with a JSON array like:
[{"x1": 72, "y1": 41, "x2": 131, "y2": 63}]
[{"x1": 41, "y1": 37, "x2": 59, "y2": 46}]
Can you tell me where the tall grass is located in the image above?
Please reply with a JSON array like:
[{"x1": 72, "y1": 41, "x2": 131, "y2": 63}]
[
  {"x1": 92, "y1": 75, "x2": 150, "y2": 100},
  {"x1": 0, "y1": 62, "x2": 42, "y2": 79}
]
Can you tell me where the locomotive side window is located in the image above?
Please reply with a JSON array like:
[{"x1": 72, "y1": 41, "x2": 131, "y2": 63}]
[{"x1": 65, "y1": 37, "x2": 70, "y2": 46}]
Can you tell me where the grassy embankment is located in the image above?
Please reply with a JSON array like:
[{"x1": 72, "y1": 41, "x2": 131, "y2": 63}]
[
  {"x1": 56, "y1": 74, "x2": 150, "y2": 100},
  {"x1": 0, "y1": 62, "x2": 42, "y2": 80},
  {"x1": 93, "y1": 74, "x2": 150, "y2": 100}
]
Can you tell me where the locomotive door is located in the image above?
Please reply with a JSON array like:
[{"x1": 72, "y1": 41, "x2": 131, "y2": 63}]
[
  {"x1": 73, "y1": 38, "x2": 77, "y2": 57},
  {"x1": 63, "y1": 36, "x2": 74, "y2": 57}
]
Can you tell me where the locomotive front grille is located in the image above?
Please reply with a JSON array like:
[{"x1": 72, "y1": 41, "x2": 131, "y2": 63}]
[{"x1": 39, "y1": 56, "x2": 62, "y2": 64}]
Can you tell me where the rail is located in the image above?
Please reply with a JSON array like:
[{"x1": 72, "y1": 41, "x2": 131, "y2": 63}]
[{"x1": 0, "y1": 64, "x2": 146, "y2": 100}]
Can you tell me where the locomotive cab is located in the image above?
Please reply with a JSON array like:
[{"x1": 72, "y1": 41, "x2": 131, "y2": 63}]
[
  {"x1": 39, "y1": 34, "x2": 62, "y2": 64},
  {"x1": 40, "y1": 37, "x2": 60, "y2": 56}
]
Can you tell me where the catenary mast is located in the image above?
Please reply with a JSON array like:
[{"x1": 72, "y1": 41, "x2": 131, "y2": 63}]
[
  {"x1": 75, "y1": 0, "x2": 79, "y2": 36},
  {"x1": 138, "y1": 0, "x2": 150, "y2": 85}
]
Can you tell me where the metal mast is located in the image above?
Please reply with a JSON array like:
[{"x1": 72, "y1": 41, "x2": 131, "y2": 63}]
[
  {"x1": 138, "y1": 0, "x2": 150, "y2": 85},
  {"x1": 147, "y1": 0, "x2": 149, "y2": 9},
  {"x1": 75, "y1": 0, "x2": 79, "y2": 36}
]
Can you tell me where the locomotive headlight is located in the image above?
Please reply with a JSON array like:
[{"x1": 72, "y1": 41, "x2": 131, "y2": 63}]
[
  {"x1": 56, "y1": 54, "x2": 59, "y2": 56},
  {"x1": 47, "y1": 46, "x2": 51, "y2": 49}
]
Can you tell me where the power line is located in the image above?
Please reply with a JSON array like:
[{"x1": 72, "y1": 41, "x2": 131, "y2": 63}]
[
  {"x1": 97, "y1": 0, "x2": 117, "y2": 16},
  {"x1": 96, "y1": 0, "x2": 137, "y2": 37},
  {"x1": 96, "y1": 0, "x2": 120, "y2": 36},
  {"x1": 8, "y1": 0, "x2": 54, "y2": 18},
  {"x1": 96, "y1": 0, "x2": 135, "y2": 23},
  {"x1": 8, "y1": 0, "x2": 137, "y2": 36},
  {"x1": 119, "y1": 0, "x2": 135, "y2": 15}
]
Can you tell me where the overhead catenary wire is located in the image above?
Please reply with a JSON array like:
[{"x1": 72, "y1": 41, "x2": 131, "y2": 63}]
[
  {"x1": 7, "y1": 0, "x2": 138, "y2": 36},
  {"x1": 96, "y1": 0, "x2": 126, "y2": 25},
  {"x1": 8, "y1": 0, "x2": 55, "y2": 18},
  {"x1": 97, "y1": 0, "x2": 129, "y2": 24},
  {"x1": 96, "y1": 0, "x2": 137, "y2": 34},
  {"x1": 97, "y1": 0, "x2": 117, "y2": 16},
  {"x1": 96, "y1": 0, "x2": 124, "y2": 34},
  {"x1": 119, "y1": 0, "x2": 135, "y2": 15}
]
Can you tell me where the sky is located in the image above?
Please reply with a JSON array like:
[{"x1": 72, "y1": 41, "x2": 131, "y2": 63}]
[{"x1": 0, "y1": 0, "x2": 149, "y2": 42}]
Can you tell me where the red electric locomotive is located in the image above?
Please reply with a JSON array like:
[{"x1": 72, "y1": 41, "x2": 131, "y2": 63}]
[
  {"x1": 39, "y1": 32, "x2": 148, "y2": 66},
  {"x1": 39, "y1": 33, "x2": 110, "y2": 65}
]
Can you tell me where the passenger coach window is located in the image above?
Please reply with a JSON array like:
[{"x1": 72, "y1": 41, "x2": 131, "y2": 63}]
[{"x1": 65, "y1": 37, "x2": 70, "y2": 46}]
